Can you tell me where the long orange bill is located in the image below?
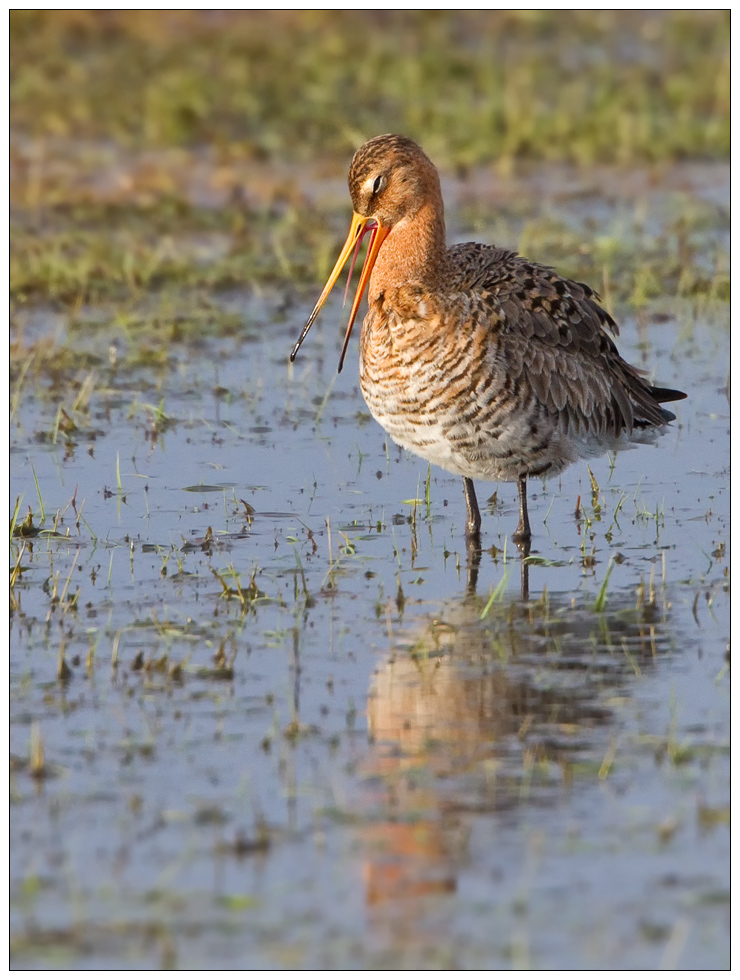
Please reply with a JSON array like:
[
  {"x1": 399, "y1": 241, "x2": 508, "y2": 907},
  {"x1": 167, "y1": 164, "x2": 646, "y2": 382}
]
[
  {"x1": 342, "y1": 221, "x2": 375, "y2": 306},
  {"x1": 290, "y1": 211, "x2": 390, "y2": 373}
]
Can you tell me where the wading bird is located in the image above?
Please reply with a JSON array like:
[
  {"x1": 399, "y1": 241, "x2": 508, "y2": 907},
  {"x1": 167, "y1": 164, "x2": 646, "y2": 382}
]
[{"x1": 291, "y1": 134, "x2": 685, "y2": 547}]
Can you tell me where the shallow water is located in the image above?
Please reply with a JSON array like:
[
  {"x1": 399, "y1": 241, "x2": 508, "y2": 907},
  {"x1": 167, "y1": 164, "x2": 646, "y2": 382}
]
[{"x1": 10, "y1": 174, "x2": 729, "y2": 968}]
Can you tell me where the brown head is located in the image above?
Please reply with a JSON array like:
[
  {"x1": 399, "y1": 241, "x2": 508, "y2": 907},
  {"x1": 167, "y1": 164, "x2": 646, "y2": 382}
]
[
  {"x1": 348, "y1": 134, "x2": 443, "y2": 228},
  {"x1": 290, "y1": 135, "x2": 445, "y2": 372}
]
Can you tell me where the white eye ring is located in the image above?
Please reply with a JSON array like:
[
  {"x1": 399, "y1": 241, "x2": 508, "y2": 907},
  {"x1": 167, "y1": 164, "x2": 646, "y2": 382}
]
[{"x1": 365, "y1": 173, "x2": 386, "y2": 197}]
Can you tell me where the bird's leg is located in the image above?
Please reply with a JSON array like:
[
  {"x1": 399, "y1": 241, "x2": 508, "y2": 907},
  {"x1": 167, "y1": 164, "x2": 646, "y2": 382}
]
[
  {"x1": 512, "y1": 475, "x2": 532, "y2": 548},
  {"x1": 463, "y1": 477, "x2": 481, "y2": 538},
  {"x1": 507, "y1": 475, "x2": 532, "y2": 599},
  {"x1": 460, "y1": 479, "x2": 482, "y2": 594}
]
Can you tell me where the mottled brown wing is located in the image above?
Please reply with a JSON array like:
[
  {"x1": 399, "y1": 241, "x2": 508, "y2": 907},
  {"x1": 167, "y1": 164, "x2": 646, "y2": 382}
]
[{"x1": 452, "y1": 244, "x2": 668, "y2": 438}]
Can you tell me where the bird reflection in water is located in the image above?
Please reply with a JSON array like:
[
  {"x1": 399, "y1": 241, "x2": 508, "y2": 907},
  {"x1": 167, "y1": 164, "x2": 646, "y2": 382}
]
[{"x1": 359, "y1": 579, "x2": 669, "y2": 948}]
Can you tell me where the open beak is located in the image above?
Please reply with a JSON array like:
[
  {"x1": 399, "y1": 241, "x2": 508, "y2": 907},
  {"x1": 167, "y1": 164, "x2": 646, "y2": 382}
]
[{"x1": 290, "y1": 211, "x2": 390, "y2": 373}]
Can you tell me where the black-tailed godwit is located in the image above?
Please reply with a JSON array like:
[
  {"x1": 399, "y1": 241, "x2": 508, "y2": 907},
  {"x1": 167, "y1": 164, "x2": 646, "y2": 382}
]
[{"x1": 291, "y1": 134, "x2": 686, "y2": 545}]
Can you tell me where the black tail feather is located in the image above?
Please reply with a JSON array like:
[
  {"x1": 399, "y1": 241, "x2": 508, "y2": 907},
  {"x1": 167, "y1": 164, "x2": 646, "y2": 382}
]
[
  {"x1": 650, "y1": 385, "x2": 687, "y2": 405},
  {"x1": 649, "y1": 384, "x2": 686, "y2": 424}
]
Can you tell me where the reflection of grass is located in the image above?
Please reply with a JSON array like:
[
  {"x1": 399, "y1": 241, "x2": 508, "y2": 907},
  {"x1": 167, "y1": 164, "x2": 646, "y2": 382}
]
[{"x1": 10, "y1": 11, "x2": 729, "y2": 165}]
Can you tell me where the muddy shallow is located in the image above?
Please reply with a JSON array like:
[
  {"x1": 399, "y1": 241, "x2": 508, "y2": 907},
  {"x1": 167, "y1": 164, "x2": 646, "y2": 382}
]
[{"x1": 10, "y1": 169, "x2": 729, "y2": 968}]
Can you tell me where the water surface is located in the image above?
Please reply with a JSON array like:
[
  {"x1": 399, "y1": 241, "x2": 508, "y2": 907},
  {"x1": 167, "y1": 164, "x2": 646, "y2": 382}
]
[{"x1": 10, "y1": 169, "x2": 729, "y2": 969}]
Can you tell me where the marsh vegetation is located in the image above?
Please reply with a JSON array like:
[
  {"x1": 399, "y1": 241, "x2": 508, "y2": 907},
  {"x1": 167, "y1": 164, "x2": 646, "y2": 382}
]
[{"x1": 10, "y1": 11, "x2": 729, "y2": 969}]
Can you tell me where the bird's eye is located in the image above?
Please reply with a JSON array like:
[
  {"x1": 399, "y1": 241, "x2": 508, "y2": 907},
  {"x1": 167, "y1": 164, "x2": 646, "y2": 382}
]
[{"x1": 372, "y1": 174, "x2": 385, "y2": 195}]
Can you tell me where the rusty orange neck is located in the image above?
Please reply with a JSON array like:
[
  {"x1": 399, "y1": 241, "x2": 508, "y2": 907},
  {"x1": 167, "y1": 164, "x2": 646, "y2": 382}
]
[{"x1": 369, "y1": 196, "x2": 447, "y2": 304}]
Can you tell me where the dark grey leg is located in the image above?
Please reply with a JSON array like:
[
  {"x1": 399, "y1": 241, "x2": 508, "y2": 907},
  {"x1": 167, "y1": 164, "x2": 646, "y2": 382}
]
[
  {"x1": 463, "y1": 477, "x2": 481, "y2": 537},
  {"x1": 512, "y1": 475, "x2": 532, "y2": 545}
]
